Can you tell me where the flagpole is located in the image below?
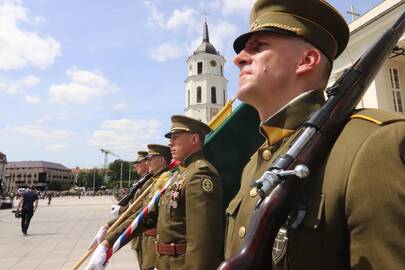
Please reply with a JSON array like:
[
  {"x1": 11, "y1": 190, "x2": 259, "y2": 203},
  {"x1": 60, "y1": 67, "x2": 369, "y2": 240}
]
[
  {"x1": 104, "y1": 172, "x2": 179, "y2": 263},
  {"x1": 70, "y1": 184, "x2": 153, "y2": 270}
]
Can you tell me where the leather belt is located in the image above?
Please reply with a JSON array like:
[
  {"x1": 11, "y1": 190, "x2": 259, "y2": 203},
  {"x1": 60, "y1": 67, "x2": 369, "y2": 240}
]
[
  {"x1": 143, "y1": 228, "x2": 157, "y2": 237},
  {"x1": 156, "y1": 242, "x2": 187, "y2": 256}
]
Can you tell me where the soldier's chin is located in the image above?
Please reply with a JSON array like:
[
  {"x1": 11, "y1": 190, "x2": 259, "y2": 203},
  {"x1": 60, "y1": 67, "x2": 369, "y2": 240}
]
[{"x1": 236, "y1": 87, "x2": 250, "y2": 103}]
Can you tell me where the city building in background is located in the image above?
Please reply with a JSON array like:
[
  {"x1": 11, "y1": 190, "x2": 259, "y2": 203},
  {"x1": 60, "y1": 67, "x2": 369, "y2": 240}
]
[
  {"x1": 329, "y1": 0, "x2": 405, "y2": 114},
  {"x1": 0, "y1": 152, "x2": 7, "y2": 194},
  {"x1": 185, "y1": 19, "x2": 228, "y2": 123},
  {"x1": 4, "y1": 161, "x2": 74, "y2": 192}
]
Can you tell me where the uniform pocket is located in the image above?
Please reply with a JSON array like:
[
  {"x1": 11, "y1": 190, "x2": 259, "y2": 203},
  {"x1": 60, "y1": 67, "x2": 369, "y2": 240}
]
[{"x1": 224, "y1": 195, "x2": 243, "y2": 258}]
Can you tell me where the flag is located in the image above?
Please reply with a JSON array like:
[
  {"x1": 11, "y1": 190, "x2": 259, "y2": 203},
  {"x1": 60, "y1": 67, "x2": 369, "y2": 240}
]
[{"x1": 208, "y1": 97, "x2": 236, "y2": 130}]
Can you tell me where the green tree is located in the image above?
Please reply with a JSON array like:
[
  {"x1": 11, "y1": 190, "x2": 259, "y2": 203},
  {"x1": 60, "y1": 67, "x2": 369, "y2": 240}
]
[
  {"x1": 77, "y1": 170, "x2": 103, "y2": 190},
  {"x1": 107, "y1": 160, "x2": 138, "y2": 187}
]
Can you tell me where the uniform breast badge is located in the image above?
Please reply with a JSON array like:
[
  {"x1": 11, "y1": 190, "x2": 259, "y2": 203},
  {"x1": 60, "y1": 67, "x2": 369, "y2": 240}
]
[{"x1": 272, "y1": 227, "x2": 288, "y2": 264}]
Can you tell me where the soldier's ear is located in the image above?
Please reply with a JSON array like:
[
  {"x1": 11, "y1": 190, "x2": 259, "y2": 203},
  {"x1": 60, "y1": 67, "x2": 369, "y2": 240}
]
[
  {"x1": 190, "y1": 133, "x2": 200, "y2": 145},
  {"x1": 296, "y1": 48, "x2": 321, "y2": 75}
]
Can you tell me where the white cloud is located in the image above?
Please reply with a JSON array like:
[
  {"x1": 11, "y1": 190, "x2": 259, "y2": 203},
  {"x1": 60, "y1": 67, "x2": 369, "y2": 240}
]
[
  {"x1": 0, "y1": 75, "x2": 40, "y2": 94},
  {"x1": 89, "y1": 118, "x2": 162, "y2": 154},
  {"x1": 48, "y1": 68, "x2": 119, "y2": 105},
  {"x1": 209, "y1": 20, "x2": 238, "y2": 52},
  {"x1": 144, "y1": 2, "x2": 200, "y2": 33},
  {"x1": 144, "y1": 0, "x2": 165, "y2": 27},
  {"x1": 34, "y1": 115, "x2": 66, "y2": 124},
  {"x1": 46, "y1": 144, "x2": 66, "y2": 151},
  {"x1": 113, "y1": 103, "x2": 128, "y2": 110},
  {"x1": 149, "y1": 43, "x2": 183, "y2": 62},
  {"x1": 24, "y1": 94, "x2": 41, "y2": 104},
  {"x1": 221, "y1": 0, "x2": 255, "y2": 15},
  {"x1": 166, "y1": 8, "x2": 199, "y2": 33},
  {"x1": 0, "y1": 0, "x2": 61, "y2": 70},
  {"x1": 22, "y1": 75, "x2": 41, "y2": 87},
  {"x1": 6, "y1": 124, "x2": 72, "y2": 140}
]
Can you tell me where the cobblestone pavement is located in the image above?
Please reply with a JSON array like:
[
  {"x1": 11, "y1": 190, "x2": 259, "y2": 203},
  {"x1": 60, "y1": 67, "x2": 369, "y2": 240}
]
[{"x1": 0, "y1": 196, "x2": 140, "y2": 270}]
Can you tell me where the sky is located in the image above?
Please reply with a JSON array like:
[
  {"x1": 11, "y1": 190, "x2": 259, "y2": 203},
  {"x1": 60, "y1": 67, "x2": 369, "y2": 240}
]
[{"x1": 0, "y1": 0, "x2": 384, "y2": 168}]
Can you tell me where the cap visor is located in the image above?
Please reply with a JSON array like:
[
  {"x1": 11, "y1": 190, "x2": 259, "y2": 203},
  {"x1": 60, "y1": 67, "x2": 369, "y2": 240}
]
[
  {"x1": 164, "y1": 132, "x2": 172, "y2": 139},
  {"x1": 233, "y1": 28, "x2": 298, "y2": 53}
]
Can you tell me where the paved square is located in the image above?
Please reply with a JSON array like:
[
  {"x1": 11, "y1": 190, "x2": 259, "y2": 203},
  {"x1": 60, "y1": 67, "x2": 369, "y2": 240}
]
[{"x1": 0, "y1": 196, "x2": 140, "y2": 270}]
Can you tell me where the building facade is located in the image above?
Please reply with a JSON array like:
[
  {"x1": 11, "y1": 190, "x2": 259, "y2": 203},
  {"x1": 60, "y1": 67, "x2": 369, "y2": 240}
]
[
  {"x1": 4, "y1": 161, "x2": 74, "y2": 192},
  {"x1": 0, "y1": 152, "x2": 6, "y2": 194},
  {"x1": 329, "y1": 0, "x2": 405, "y2": 114},
  {"x1": 185, "y1": 20, "x2": 228, "y2": 123}
]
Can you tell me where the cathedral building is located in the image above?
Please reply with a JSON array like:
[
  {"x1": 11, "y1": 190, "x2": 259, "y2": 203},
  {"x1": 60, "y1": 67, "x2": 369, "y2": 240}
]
[
  {"x1": 329, "y1": 0, "x2": 404, "y2": 114},
  {"x1": 185, "y1": 20, "x2": 228, "y2": 124}
]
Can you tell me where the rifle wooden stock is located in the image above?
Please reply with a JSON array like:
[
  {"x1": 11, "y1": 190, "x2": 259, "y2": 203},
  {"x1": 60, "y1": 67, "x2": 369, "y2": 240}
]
[
  {"x1": 218, "y1": 11, "x2": 405, "y2": 270},
  {"x1": 117, "y1": 173, "x2": 153, "y2": 206}
]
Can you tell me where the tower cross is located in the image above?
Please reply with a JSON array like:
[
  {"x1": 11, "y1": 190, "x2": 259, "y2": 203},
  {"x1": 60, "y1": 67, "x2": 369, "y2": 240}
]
[
  {"x1": 202, "y1": 11, "x2": 209, "y2": 23},
  {"x1": 346, "y1": 5, "x2": 360, "y2": 21}
]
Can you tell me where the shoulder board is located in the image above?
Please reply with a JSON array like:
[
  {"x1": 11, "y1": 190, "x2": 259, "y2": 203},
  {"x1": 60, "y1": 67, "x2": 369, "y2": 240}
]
[
  {"x1": 153, "y1": 171, "x2": 172, "y2": 191},
  {"x1": 195, "y1": 159, "x2": 210, "y2": 169},
  {"x1": 350, "y1": 108, "x2": 405, "y2": 126}
]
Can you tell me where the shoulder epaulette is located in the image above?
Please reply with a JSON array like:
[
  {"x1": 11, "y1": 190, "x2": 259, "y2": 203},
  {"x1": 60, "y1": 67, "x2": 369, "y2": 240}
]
[
  {"x1": 350, "y1": 108, "x2": 405, "y2": 126},
  {"x1": 195, "y1": 159, "x2": 209, "y2": 169}
]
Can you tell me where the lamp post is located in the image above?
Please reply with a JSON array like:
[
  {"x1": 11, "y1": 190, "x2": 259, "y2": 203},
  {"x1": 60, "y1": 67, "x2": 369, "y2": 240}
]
[
  {"x1": 120, "y1": 161, "x2": 123, "y2": 189},
  {"x1": 93, "y1": 167, "x2": 96, "y2": 194},
  {"x1": 128, "y1": 161, "x2": 132, "y2": 188}
]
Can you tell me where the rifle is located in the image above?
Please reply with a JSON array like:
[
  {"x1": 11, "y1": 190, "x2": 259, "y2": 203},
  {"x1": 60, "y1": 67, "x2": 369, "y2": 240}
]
[
  {"x1": 218, "y1": 11, "x2": 405, "y2": 270},
  {"x1": 117, "y1": 172, "x2": 153, "y2": 207}
]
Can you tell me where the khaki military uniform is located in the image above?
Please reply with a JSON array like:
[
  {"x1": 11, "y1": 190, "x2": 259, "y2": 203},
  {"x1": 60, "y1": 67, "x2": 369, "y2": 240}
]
[
  {"x1": 105, "y1": 169, "x2": 169, "y2": 270},
  {"x1": 156, "y1": 151, "x2": 223, "y2": 270},
  {"x1": 224, "y1": 90, "x2": 405, "y2": 269},
  {"x1": 115, "y1": 174, "x2": 152, "y2": 262},
  {"x1": 132, "y1": 175, "x2": 154, "y2": 269}
]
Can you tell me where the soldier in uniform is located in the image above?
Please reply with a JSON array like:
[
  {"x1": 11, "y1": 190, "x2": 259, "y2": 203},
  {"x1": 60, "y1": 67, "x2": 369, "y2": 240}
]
[
  {"x1": 130, "y1": 151, "x2": 149, "y2": 270},
  {"x1": 155, "y1": 115, "x2": 223, "y2": 270},
  {"x1": 224, "y1": 0, "x2": 405, "y2": 270},
  {"x1": 86, "y1": 144, "x2": 172, "y2": 270},
  {"x1": 95, "y1": 151, "x2": 149, "y2": 270},
  {"x1": 110, "y1": 151, "x2": 149, "y2": 218}
]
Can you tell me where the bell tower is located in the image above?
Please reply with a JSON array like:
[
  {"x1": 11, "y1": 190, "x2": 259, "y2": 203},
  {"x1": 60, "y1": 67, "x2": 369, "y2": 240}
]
[{"x1": 185, "y1": 19, "x2": 228, "y2": 124}]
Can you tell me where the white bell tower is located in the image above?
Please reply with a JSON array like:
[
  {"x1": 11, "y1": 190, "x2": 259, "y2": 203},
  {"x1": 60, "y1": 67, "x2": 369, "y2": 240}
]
[{"x1": 185, "y1": 20, "x2": 228, "y2": 124}]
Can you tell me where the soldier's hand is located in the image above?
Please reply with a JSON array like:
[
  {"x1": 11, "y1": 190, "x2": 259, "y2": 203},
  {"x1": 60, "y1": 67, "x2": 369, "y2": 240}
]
[
  {"x1": 85, "y1": 244, "x2": 108, "y2": 270},
  {"x1": 110, "y1": 204, "x2": 121, "y2": 218},
  {"x1": 89, "y1": 225, "x2": 108, "y2": 249}
]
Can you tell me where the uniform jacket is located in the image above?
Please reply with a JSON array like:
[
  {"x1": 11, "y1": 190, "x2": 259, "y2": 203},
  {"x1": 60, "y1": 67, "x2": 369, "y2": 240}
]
[
  {"x1": 156, "y1": 151, "x2": 223, "y2": 270},
  {"x1": 224, "y1": 90, "x2": 405, "y2": 269}
]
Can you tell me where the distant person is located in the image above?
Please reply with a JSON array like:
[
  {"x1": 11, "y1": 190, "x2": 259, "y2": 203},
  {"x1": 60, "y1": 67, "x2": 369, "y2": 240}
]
[
  {"x1": 17, "y1": 185, "x2": 39, "y2": 235},
  {"x1": 47, "y1": 192, "x2": 53, "y2": 205}
]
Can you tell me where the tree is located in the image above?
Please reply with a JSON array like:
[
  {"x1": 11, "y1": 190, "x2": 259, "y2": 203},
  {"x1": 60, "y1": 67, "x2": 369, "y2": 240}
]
[
  {"x1": 48, "y1": 181, "x2": 72, "y2": 191},
  {"x1": 107, "y1": 160, "x2": 138, "y2": 186},
  {"x1": 76, "y1": 170, "x2": 103, "y2": 190}
]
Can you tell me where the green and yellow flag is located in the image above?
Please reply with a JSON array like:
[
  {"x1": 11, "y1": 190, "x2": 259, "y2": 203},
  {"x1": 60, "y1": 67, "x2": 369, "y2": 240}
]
[{"x1": 208, "y1": 97, "x2": 236, "y2": 130}]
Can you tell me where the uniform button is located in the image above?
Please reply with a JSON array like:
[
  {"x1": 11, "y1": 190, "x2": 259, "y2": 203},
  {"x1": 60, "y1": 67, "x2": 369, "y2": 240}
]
[
  {"x1": 249, "y1": 187, "x2": 257, "y2": 197},
  {"x1": 262, "y1": 149, "x2": 272, "y2": 161},
  {"x1": 238, "y1": 226, "x2": 246, "y2": 238}
]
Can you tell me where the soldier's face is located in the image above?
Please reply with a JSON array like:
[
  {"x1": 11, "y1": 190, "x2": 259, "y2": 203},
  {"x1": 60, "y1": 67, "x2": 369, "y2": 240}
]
[
  {"x1": 169, "y1": 132, "x2": 195, "y2": 162},
  {"x1": 146, "y1": 155, "x2": 164, "y2": 175},
  {"x1": 233, "y1": 32, "x2": 302, "y2": 114},
  {"x1": 135, "y1": 160, "x2": 148, "y2": 176}
]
